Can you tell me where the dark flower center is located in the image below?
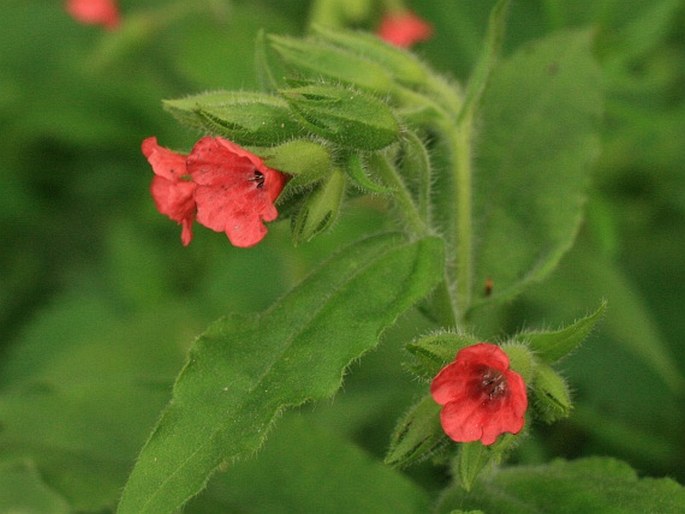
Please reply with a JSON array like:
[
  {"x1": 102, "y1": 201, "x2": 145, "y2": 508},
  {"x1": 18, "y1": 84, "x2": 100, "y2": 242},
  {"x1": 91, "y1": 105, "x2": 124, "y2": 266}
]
[
  {"x1": 480, "y1": 368, "x2": 507, "y2": 400},
  {"x1": 249, "y1": 170, "x2": 265, "y2": 189}
]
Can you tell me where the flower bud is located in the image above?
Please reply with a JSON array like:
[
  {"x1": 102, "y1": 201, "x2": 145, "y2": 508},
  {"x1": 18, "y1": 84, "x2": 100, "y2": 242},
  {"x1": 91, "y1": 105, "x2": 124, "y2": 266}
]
[
  {"x1": 291, "y1": 168, "x2": 345, "y2": 244},
  {"x1": 385, "y1": 395, "x2": 447, "y2": 469},
  {"x1": 405, "y1": 331, "x2": 479, "y2": 381},
  {"x1": 344, "y1": 153, "x2": 393, "y2": 194},
  {"x1": 311, "y1": 26, "x2": 430, "y2": 88},
  {"x1": 280, "y1": 85, "x2": 400, "y2": 150},
  {"x1": 532, "y1": 363, "x2": 573, "y2": 423},
  {"x1": 268, "y1": 34, "x2": 395, "y2": 93},
  {"x1": 260, "y1": 139, "x2": 332, "y2": 190},
  {"x1": 163, "y1": 91, "x2": 302, "y2": 146}
]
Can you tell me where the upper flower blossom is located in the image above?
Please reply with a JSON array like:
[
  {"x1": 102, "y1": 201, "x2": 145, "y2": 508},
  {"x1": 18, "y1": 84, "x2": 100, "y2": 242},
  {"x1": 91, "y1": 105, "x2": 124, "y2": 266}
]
[
  {"x1": 430, "y1": 343, "x2": 527, "y2": 445},
  {"x1": 66, "y1": 0, "x2": 121, "y2": 30},
  {"x1": 377, "y1": 10, "x2": 433, "y2": 48},
  {"x1": 141, "y1": 136, "x2": 288, "y2": 248}
]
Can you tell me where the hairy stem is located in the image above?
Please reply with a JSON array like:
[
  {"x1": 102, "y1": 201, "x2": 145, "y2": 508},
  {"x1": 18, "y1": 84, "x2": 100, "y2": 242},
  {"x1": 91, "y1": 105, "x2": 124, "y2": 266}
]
[{"x1": 369, "y1": 152, "x2": 429, "y2": 238}]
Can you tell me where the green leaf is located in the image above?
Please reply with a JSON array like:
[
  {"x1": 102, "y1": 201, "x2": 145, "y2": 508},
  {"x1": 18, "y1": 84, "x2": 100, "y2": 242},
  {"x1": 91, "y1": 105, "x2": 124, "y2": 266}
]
[
  {"x1": 471, "y1": 30, "x2": 603, "y2": 307},
  {"x1": 512, "y1": 300, "x2": 607, "y2": 363},
  {"x1": 117, "y1": 234, "x2": 444, "y2": 514},
  {"x1": 437, "y1": 457, "x2": 685, "y2": 513},
  {"x1": 187, "y1": 414, "x2": 431, "y2": 514},
  {"x1": 0, "y1": 293, "x2": 189, "y2": 511},
  {"x1": 385, "y1": 394, "x2": 446, "y2": 469},
  {"x1": 457, "y1": 0, "x2": 510, "y2": 123}
]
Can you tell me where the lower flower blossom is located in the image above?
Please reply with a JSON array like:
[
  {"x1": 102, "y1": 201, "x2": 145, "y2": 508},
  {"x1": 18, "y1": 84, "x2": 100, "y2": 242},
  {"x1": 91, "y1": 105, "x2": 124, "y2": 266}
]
[
  {"x1": 377, "y1": 10, "x2": 433, "y2": 48},
  {"x1": 66, "y1": 0, "x2": 121, "y2": 30},
  {"x1": 141, "y1": 136, "x2": 288, "y2": 248},
  {"x1": 430, "y1": 343, "x2": 527, "y2": 445}
]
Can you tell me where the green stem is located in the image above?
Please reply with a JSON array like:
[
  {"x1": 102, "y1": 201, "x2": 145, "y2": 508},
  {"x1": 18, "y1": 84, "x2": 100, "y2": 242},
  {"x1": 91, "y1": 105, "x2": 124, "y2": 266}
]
[
  {"x1": 453, "y1": 116, "x2": 474, "y2": 317},
  {"x1": 369, "y1": 153, "x2": 428, "y2": 238}
]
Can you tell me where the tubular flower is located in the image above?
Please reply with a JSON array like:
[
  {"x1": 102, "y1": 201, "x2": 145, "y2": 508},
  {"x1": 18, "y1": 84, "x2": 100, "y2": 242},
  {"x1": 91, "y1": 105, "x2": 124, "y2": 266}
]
[
  {"x1": 430, "y1": 343, "x2": 527, "y2": 445},
  {"x1": 377, "y1": 11, "x2": 433, "y2": 48},
  {"x1": 66, "y1": 0, "x2": 121, "y2": 30},
  {"x1": 141, "y1": 136, "x2": 288, "y2": 248}
]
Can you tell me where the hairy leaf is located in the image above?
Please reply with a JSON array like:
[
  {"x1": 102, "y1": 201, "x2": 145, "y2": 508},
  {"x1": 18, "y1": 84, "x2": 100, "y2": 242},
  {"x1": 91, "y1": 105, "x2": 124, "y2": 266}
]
[
  {"x1": 437, "y1": 457, "x2": 685, "y2": 513},
  {"x1": 471, "y1": 30, "x2": 603, "y2": 308},
  {"x1": 117, "y1": 234, "x2": 444, "y2": 514}
]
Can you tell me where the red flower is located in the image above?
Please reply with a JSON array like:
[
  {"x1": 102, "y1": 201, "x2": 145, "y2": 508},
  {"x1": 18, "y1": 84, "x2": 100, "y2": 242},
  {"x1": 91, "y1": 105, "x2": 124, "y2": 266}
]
[
  {"x1": 142, "y1": 137, "x2": 197, "y2": 246},
  {"x1": 377, "y1": 11, "x2": 433, "y2": 48},
  {"x1": 430, "y1": 343, "x2": 527, "y2": 445},
  {"x1": 141, "y1": 136, "x2": 288, "y2": 248},
  {"x1": 66, "y1": 0, "x2": 121, "y2": 30}
]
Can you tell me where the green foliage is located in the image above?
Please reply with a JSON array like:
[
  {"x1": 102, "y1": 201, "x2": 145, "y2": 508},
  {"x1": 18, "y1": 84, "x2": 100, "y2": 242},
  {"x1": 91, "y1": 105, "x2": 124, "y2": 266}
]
[
  {"x1": 187, "y1": 414, "x2": 431, "y2": 513},
  {"x1": 437, "y1": 457, "x2": 685, "y2": 513},
  {"x1": 117, "y1": 234, "x2": 444, "y2": 513},
  {"x1": 512, "y1": 301, "x2": 607, "y2": 364},
  {"x1": 0, "y1": 460, "x2": 70, "y2": 514},
  {"x1": 469, "y1": 29, "x2": 603, "y2": 307},
  {"x1": 2, "y1": 0, "x2": 684, "y2": 512},
  {"x1": 280, "y1": 84, "x2": 400, "y2": 150},
  {"x1": 163, "y1": 91, "x2": 302, "y2": 146}
]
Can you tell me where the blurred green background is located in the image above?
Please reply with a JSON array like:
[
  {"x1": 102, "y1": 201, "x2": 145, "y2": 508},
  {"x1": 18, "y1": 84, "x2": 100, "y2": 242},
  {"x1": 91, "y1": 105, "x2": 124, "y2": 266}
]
[{"x1": 1, "y1": 0, "x2": 684, "y2": 511}]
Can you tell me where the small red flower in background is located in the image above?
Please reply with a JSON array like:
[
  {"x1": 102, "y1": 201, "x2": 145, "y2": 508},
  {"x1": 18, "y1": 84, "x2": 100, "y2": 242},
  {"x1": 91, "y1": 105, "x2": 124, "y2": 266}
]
[
  {"x1": 377, "y1": 11, "x2": 433, "y2": 48},
  {"x1": 66, "y1": 0, "x2": 121, "y2": 30},
  {"x1": 431, "y1": 343, "x2": 527, "y2": 445},
  {"x1": 141, "y1": 137, "x2": 288, "y2": 248}
]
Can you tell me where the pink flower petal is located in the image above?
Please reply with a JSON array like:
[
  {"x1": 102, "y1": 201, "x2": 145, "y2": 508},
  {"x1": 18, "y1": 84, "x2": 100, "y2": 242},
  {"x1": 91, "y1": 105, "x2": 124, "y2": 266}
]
[{"x1": 430, "y1": 343, "x2": 528, "y2": 446}]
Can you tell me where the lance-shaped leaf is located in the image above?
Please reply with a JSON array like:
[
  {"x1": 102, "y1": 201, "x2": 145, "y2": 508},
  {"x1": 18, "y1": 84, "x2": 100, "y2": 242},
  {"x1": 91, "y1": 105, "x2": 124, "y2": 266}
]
[
  {"x1": 511, "y1": 300, "x2": 607, "y2": 363},
  {"x1": 470, "y1": 30, "x2": 603, "y2": 308},
  {"x1": 117, "y1": 233, "x2": 444, "y2": 514}
]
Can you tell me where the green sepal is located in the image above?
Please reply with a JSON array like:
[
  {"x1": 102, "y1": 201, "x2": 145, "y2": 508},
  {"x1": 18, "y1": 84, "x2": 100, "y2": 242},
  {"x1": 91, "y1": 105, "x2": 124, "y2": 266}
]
[
  {"x1": 310, "y1": 26, "x2": 430, "y2": 88},
  {"x1": 400, "y1": 132, "x2": 432, "y2": 221},
  {"x1": 384, "y1": 395, "x2": 448, "y2": 469},
  {"x1": 512, "y1": 301, "x2": 607, "y2": 363},
  {"x1": 163, "y1": 91, "x2": 301, "y2": 146},
  {"x1": 405, "y1": 331, "x2": 479, "y2": 382},
  {"x1": 532, "y1": 363, "x2": 573, "y2": 424},
  {"x1": 455, "y1": 433, "x2": 517, "y2": 491},
  {"x1": 345, "y1": 153, "x2": 394, "y2": 194},
  {"x1": 259, "y1": 139, "x2": 332, "y2": 190},
  {"x1": 268, "y1": 34, "x2": 394, "y2": 94},
  {"x1": 499, "y1": 342, "x2": 536, "y2": 383},
  {"x1": 290, "y1": 168, "x2": 345, "y2": 244},
  {"x1": 280, "y1": 84, "x2": 400, "y2": 150}
]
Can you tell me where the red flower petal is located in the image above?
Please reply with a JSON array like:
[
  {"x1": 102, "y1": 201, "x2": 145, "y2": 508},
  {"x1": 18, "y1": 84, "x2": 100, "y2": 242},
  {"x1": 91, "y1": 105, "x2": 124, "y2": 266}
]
[
  {"x1": 187, "y1": 137, "x2": 287, "y2": 247},
  {"x1": 377, "y1": 11, "x2": 433, "y2": 48},
  {"x1": 142, "y1": 137, "x2": 197, "y2": 246},
  {"x1": 66, "y1": 0, "x2": 121, "y2": 30},
  {"x1": 430, "y1": 343, "x2": 528, "y2": 445}
]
